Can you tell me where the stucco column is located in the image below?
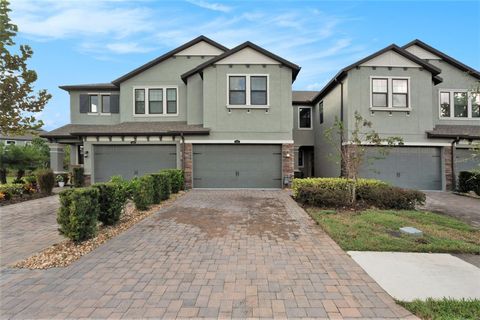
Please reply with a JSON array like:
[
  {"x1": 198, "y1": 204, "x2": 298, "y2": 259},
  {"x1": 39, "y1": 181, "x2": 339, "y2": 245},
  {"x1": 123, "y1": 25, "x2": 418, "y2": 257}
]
[
  {"x1": 183, "y1": 143, "x2": 193, "y2": 189},
  {"x1": 282, "y1": 143, "x2": 294, "y2": 188},
  {"x1": 49, "y1": 143, "x2": 65, "y2": 173}
]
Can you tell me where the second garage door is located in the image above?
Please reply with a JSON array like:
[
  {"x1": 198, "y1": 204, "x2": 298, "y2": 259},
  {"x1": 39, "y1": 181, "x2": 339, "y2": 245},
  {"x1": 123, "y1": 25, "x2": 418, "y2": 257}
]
[
  {"x1": 358, "y1": 146, "x2": 442, "y2": 190},
  {"x1": 193, "y1": 144, "x2": 282, "y2": 188},
  {"x1": 94, "y1": 145, "x2": 177, "y2": 182}
]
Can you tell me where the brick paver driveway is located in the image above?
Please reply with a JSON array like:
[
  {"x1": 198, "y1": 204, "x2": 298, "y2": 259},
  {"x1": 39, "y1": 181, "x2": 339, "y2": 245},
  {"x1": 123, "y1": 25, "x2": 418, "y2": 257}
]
[
  {"x1": 0, "y1": 195, "x2": 63, "y2": 268},
  {"x1": 1, "y1": 190, "x2": 413, "y2": 319}
]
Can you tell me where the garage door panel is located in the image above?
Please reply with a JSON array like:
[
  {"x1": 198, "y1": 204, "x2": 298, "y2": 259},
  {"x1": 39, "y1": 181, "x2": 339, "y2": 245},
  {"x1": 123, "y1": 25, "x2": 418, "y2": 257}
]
[
  {"x1": 94, "y1": 145, "x2": 176, "y2": 182},
  {"x1": 359, "y1": 147, "x2": 442, "y2": 190},
  {"x1": 193, "y1": 144, "x2": 282, "y2": 188}
]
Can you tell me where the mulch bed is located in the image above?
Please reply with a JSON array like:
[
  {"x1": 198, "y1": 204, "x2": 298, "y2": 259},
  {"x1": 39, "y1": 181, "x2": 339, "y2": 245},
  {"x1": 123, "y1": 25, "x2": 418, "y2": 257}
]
[
  {"x1": 0, "y1": 193, "x2": 52, "y2": 207},
  {"x1": 12, "y1": 191, "x2": 185, "y2": 270}
]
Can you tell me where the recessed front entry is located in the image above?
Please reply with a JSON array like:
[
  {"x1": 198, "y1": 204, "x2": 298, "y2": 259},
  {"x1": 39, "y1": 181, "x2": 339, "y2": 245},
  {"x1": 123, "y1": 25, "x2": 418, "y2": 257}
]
[
  {"x1": 192, "y1": 144, "x2": 282, "y2": 188},
  {"x1": 93, "y1": 144, "x2": 177, "y2": 182}
]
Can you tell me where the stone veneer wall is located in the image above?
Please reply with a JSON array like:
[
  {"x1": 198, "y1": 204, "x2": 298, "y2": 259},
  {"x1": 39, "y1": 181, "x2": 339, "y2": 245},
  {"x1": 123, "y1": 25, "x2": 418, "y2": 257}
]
[
  {"x1": 443, "y1": 146, "x2": 453, "y2": 191},
  {"x1": 183, "y1": 143, "x2": 193, "y2": 189},
  {"x1": 282, "y1": 143, "x2": 294, "y2": 188}
]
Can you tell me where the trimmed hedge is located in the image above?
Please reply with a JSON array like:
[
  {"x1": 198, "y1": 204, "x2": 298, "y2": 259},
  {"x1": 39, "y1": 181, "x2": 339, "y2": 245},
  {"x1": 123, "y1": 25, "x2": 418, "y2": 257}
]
[
  {"x1": 92, "y1": 182, "x2": 127, "y2": 225},
  {"x1": 151, "y1": 172, "x2": 171, "y2": 204},
  {"x1": 161, "y1": 169, "x2": 184, "y2": 193},
  {"x1": 36, "y1": 169, "x2": 55, "y2": 194},
  {"x1": 458, "y1": 171, "x2": 480, "y2": 195},
  {"x1": 57, "y1": 188, "x2": 100, "y2": 242},
  {"x1": 109, "y1": 175, "x2": 134, "y2": 199},
  {"x1": 292, "y1": 177, "x2": 425, "y2": 210},
  {"x1": 131, "y1": 175, "x2": 155, "y2": 210},
  {"x1": 72, "y1": 167, "x2": 85, "y2": 187}
]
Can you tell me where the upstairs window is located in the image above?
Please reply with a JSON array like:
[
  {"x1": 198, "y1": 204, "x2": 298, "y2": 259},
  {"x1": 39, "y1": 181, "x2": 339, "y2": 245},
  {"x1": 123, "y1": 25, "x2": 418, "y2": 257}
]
[
  {"x1": 134, "y1": 87, "x2": 178, "y2": 115},
  {"x1": 167, "y1": 88, "x2": 177, "y2": 114},
  {"x1": 319, "y1": 101, "x2": 324, "y2": 124},
  {"x1": 89, "y1": 95, "x2": 98, "y2": 113},
  {"x1": 229, "y1": 76, "x2": 246, "y2": 105},
  {"x1": 149, "y1": 89, "x2": 163, "y2": 114},
  {"x1": 372, "y1": 78, "x2": 388, "y2": 107},
  {"x1": 228, "y1": 75, "x2": 269, "y2": 107},
  {"x1": 439, "y1": 90, "x2": 479, "y2": 119},
  {"x1": 135, "y1": 89, "x2": 145, "y2": 114},
  {"x1": 101, "y1": 95, "x2": 111, "y2": 113},
  {"x1": 250, "y1": 76, "x2": 267, "y2": 105},
  {"x1": 298, "y1": 107, "x2": 312, "y2": 129},
  {"x1": 371, "y1": 77, "x2": 410, "y2": 109}
]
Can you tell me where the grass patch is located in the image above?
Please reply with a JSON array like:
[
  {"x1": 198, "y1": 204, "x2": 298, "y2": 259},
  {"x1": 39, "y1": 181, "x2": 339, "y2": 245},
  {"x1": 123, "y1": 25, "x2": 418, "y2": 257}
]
[
  {"x1": 397, "y1": 298, "x2": 480, "y2": 320},
  {"x1": 308, "y1": 208, "x2": 480, "y2": 253}
]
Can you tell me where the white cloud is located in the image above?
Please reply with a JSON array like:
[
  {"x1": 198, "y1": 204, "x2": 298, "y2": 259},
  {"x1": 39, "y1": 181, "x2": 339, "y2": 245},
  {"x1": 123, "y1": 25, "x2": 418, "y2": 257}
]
[{"x1": 186, "y1": 0, "x2": 232, "y2": 13}]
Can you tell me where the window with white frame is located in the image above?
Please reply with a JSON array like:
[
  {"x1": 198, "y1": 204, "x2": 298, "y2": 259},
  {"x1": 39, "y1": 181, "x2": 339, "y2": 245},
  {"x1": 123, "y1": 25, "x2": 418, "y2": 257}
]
[
  {"x1": 134, "y1": 87, "x2": 178, "y2": 115},
  {"x1": 89, "y1": 95, "x2": 98, "y2": 113},
  {"x1": 371, "y1": 77, "x2": 410, "y2": 109},
  {"x1": 101, "y1": 95, "x2": 111, "y2": 113},
  {"x1": 439, "y1": 90, "x2": 480, "y2": 119},
  {"x1": 228, "y1": 75, "x2": 268, "y2": 106},
  {"x1": 5, "y1": 140, "x2": 16, "y2": 145},
  {"x1": 298, "y1": 107, "x2": 312, "y2": 129}
]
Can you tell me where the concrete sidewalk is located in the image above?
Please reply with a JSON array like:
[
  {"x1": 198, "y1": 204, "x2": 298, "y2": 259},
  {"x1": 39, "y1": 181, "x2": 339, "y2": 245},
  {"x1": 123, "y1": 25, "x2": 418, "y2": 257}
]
[{"x1": 349, "y1": 251, "x2": 480, "y2": 302}]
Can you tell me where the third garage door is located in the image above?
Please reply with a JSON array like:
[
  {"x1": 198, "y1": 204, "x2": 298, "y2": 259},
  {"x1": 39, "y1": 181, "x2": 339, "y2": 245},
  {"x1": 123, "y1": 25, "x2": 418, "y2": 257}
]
[
  {"x1": 193, "y1": 144, "x2": 282, "y2": 188},
  {"x1": 358, "y1": 146, "x2": 442, "y2": 190}
]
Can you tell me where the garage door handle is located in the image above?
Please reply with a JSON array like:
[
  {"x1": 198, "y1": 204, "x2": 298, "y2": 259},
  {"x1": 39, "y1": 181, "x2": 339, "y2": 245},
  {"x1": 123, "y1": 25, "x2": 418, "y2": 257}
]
[{"x1": 235, "y1": 171, "x2": 239, "y2": 176}]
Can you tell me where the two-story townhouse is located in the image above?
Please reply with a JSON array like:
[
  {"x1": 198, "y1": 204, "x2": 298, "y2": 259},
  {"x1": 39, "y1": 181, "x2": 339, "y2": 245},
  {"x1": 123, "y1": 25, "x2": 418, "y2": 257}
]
[
  {"x1": 296, "y1": 40, "x2": 479, "y2": 191},
  {"x1": 42, "y1": 36, "x2": 299, "y2": 189}
]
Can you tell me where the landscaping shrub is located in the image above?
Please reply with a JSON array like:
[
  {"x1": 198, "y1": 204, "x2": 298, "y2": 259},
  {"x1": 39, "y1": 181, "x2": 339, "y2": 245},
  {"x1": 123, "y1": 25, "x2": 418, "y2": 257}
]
[
  {"x1": 131, "y1": 175, "x2": 155, "y2": 210},
  {"x1": 292, "y1": 177, "x2": 425, "y2": 210},
  {"x1": 72, "y1": 167, "x2": 85, "y2": 187},
  {"x1": 151, "y1": 172, "x2": 171, "y2": 203},
  {"x1": 458, "y1": 170, "x2": 480, "y2": 195},
  {"x1": 109, "y1": 175, "x2": 134, "y2": 199},
  {"x1": 24, "y1": 174, "x2": 37, "y2": 186},
  {"x1": 357, "y1": 185, "x2": 425, "y2": 210},
  {"x1": 92, "y1": 182, "x2": 127, "y2": 225},
  {"x1": 0, "y1": 183, "x2": 24, "y2": 200},
  {"x1": 57, "y1": 187, "x2": 100, "y2": 242},
  {"x1": 36, "y1": 169, "x2": 55, "y2": 194},
  {"x1": 161, "y1": 169, "x2": 184, "y2": 193}
]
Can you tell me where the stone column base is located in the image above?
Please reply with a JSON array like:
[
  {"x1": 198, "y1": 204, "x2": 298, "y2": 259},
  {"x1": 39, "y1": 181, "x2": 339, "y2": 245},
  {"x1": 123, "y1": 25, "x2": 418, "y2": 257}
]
[
  {"x1": 282, "y1": 143, "x2": 294, "y2": 188},
  {"x1": 443, "y1": 146, "x2": 453, "y2": 191},
  {"x1": 183, "y1": 143, "x2": 193, "y2": 189}
]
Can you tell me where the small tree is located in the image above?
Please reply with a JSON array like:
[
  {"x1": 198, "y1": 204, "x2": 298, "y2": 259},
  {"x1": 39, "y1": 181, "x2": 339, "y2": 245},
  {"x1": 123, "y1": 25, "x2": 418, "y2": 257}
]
[
  {"x1": 325, "y1": 111, "x2": 403, "y2": 203},
  {"x1": 0, "y1": 0, "x2": 51, "y2": 135}
]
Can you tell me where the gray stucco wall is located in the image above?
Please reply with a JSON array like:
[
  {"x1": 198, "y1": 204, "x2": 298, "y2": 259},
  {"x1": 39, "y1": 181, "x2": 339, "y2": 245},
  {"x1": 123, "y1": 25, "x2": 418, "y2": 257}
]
[
  {"x1": 428, "y1": 60, "x2": 480, "y2": 126},
  {"x1": 69, "y1": 91, "x2": 121, "y2": 125},
  {"x1": 194, "y1": 64, "x2": 293, "y2": 141},
  {"x1": 119, "y1": 56, "x2": 215, "y2": 123},
  {"x1": 187, "y1": 74, "x2": 204, "y2": 125},
  {"x1": 313, "y1": 82, "x2": 345, "y2": 178},
  {"x1": 346, "y1": 66, "x2": 437, "y2": 143},
  {"x1": 293, "y1": 105, "x2": 315, "y2": 146}
]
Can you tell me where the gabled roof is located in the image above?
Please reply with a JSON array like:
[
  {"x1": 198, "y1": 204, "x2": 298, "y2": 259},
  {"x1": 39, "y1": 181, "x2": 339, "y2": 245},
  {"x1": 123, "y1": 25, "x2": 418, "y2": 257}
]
[
  {"x1": 59, "y1": 83, "x2": 119, "y2": 91},
  {"x1": 112, "y1": 35, "x2": 229, "y2": 85},
  {"x1": 181, "y1": 41, "x2": 301, "y2": 84},
  {"x1": 292, "y1": 91, "x2": 318, "y2": 105},
  {"x1": 402, "y1": 39, "x2": 480, "y2": 80},
  {"x1": 311, "y1": 44, "x2": 443, "y2": 104}
]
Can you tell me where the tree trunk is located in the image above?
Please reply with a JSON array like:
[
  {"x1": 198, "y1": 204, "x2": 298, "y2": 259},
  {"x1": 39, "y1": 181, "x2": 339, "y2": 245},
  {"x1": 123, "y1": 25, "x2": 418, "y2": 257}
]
[
  {"x1": 16, "y1": 169, "x2": 25, "y2": 181},
  {"x1": 0, "y1": 168, "x2": 6, "y2": 184}
]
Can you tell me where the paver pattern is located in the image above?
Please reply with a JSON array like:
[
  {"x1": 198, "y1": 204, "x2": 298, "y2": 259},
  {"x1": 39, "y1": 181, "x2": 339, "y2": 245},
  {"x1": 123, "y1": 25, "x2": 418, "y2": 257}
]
[
  {"x1": 0, "y1": 190, "x2": 414, "y2": 319},
  {"x1": 0, "y1": 195, "x2": 63, "y2": 267},
  {"x1": 422, "y1": 191, "x2": 480, "y2": 228}
]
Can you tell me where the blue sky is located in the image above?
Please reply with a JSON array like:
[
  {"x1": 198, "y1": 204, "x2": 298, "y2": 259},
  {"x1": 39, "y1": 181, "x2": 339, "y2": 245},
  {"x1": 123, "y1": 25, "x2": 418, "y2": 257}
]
[{"x1": 9, "y1": 0, "x2": 480, "y2": 130}]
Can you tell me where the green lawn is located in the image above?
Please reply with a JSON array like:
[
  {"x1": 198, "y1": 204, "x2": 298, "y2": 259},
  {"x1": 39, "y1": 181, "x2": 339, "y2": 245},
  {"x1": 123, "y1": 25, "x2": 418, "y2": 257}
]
[
  {"x1": 308, "y1": 208, "x2": 480, "y2": 253},
  {"x1": 398, "y1": 298, "x2": 480, "y2": 320}
]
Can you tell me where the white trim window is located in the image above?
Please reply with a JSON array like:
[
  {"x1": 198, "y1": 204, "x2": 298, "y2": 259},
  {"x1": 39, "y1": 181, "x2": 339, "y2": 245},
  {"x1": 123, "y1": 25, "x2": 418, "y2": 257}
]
[
  {"x1": 133, "y1": 87, "x2": 178, "y2": 116},
  {"x1": 227, "y1": 74, "x2": 269, "y2": 108},
  {"x1": 439, "y1": 90, "x2": 480, "y2": 119},
  {"x1": 298, "y1": 106, "x2": 312, "y2": 129},
  {"x1": 89, "y1": 95, "x2": 99, "y2": 113},
  {"x1": 101, "y1": 95, "x2": 111, "y2": 114},
  {"x1": 370, "y1": 76, "x2": 410, "y2": 110},
  {"x1": 5, "y1": 140, "x2": 16, "y2": 145}
]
